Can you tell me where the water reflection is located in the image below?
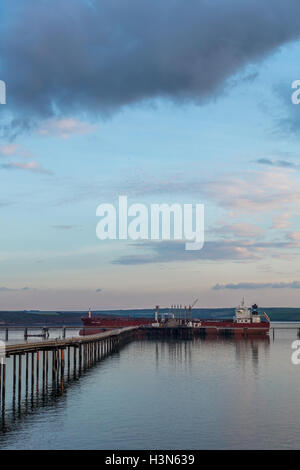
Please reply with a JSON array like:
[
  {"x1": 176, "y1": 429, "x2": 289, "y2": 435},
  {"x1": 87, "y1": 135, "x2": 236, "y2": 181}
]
[
  {"x1": 0, "y1": 338, "x2": 123, "y2": 435},
  {"x1": 1, "y1": 331, "x2": 299, "y2": 450},
  {"x1": 232, "y1": 336, "x2": 270, "y2": 375},
  {"x1": 137, "y1": 335, "x2": 270, "y2": 374}
]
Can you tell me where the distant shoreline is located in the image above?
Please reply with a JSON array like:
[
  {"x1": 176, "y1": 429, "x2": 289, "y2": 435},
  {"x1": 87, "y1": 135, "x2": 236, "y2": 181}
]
[{"x1": 0, "y1": 307, "x2": 300, "y2": 326}]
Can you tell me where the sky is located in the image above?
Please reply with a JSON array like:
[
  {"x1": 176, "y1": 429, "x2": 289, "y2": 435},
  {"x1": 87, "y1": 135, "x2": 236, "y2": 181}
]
[{"x1": 1, "y1": 0, "x2": 300, "y2": 309}]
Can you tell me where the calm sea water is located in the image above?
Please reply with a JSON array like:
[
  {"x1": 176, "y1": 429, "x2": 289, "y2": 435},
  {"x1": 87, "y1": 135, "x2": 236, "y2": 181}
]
[{"x1": 0, "y1": 326, "x2": 300, "y2": 449}]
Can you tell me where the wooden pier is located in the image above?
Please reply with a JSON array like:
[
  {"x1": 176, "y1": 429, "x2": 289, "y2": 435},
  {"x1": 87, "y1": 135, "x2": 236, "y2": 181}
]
[{"x1": 0, "y1": 327, "x2": 137, "y2": 416}]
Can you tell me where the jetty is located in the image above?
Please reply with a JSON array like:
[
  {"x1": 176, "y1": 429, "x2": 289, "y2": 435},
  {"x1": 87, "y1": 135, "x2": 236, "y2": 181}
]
[{"x1": 0, "y1": 327, "x2": 137, "y2": 414}]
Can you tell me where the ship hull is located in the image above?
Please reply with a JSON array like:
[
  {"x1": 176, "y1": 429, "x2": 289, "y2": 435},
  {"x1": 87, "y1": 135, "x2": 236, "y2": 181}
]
[
  {"x1": 81, "y1": 316, "x2": 153, "y2": 329},
  {"x1": 193, "y1": 320, "x2": 269, "y2": 335},
  {"x1": 81, "y1": 316, "x2": 269, "y2": 336}
]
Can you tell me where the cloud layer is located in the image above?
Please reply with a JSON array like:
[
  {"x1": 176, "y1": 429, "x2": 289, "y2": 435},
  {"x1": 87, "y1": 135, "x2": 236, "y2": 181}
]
[
  {"x1": 0, "y1": 286, "x2": 31, "y2": 292},
  {"x1": 255, "y1": 158, "x2": 297, "y2": 169},
  {"x1": 112, "y1": 239, "x2": 292, "y2": 265},
  {"x1": 2, "y1": 0, "x2": 300, "y2": 119},
  {"x1": 213, "y1": 281, "x2": 300, "y2": 290},
  {"x1": 1, "y1": 161, "x2": 52, "y2": 174}
]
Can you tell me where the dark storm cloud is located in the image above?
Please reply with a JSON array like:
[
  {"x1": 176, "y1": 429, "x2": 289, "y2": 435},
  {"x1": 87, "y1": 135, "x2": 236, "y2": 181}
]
[{"x1": 2, "y1": 0, "x2": 300, "y2": 120}]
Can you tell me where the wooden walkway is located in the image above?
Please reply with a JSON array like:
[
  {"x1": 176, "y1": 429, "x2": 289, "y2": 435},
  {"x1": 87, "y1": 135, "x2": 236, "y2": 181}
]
[{"x1": 4, "y1": 327, "x2": 137, "y2": 355}]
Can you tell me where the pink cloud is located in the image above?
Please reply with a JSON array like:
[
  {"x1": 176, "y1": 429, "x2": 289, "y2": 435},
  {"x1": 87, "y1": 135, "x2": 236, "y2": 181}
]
[
  {"x1": 214, "y1": 223, "x2": 264, "y2": 238},
  {"x1": 2, "y1": 161, "x2": 52, "y2": 174},
  {"x1": 0, "y1": 144, "x2": 33, "y2": 158},
  {"x1": 37, "y1": 118, "x2": 96, "y2": 139},
  {"x1": 272, "y1": 212, "x2": 292, "y2": 229},
  {"x1": 204, "y1": 169, "x2": 300, "y2": 213},
  {"x1": 287, "y1": 230, "x2": 300, "y2": 242}
]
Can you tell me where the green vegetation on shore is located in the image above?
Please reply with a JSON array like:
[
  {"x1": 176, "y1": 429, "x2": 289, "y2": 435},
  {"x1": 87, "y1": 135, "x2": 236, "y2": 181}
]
[{"x1": 0, "y1": 307, "x2": 299, "y2": 326}]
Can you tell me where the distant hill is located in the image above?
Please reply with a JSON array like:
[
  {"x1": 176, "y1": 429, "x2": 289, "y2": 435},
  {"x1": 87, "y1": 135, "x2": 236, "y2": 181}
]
[
  {"x1": 257, "y1": 308, "x2": 300, "y2": 322},
  {"x1": 0, "y1": 307, "x2": 299, "y2": 326}
]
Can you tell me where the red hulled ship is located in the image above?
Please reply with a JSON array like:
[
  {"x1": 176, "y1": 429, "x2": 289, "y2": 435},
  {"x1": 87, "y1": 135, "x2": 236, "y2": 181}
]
[{"x1": 81, "y1": 300, "x2": 270, "y2": 336}]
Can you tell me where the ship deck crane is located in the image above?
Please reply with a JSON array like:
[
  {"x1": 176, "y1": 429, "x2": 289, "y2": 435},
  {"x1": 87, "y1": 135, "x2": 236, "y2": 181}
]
[{"x1": 188, "y1": 298, "x2": 199, "y2": 322}]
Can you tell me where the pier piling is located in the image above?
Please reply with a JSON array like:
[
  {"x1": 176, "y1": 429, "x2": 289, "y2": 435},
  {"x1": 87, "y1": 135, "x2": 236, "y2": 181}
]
[
  {"x1": 73, "y1": 346, "x2": 77, "y2": 377},
  {"x1": 61, "y1": 349, "x2": 65, "y2": 378},
  {"x1": 36, "y1": 351, "x2": 39, "y2": 392},
  {"x1": 31, "y1": 352, "x2": 35, "y2": 396},
  {"x1": 18, "y1": 355, "x2": 22, "y2": 405},
  {"x1": 52, "y1": 350, "x2": 56, "y2": 384},
  {"x1": 46, "y1": 351, "x2": 49, "y2": 387},
  {"x1": 2, "y1": 363, "x2": 6, "y2": 408},
  {"x1": 13, "y1": 355, "x2": 16, "y2": 399},
  {"x1": 42, "y1": 351, "x2": 46, "y2": 388}
]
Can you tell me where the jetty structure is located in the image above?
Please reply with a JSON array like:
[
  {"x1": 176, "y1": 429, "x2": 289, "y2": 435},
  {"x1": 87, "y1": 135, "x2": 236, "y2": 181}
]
[{"x1": 0, "y1": 327, "x2": 136, "y2": 416}]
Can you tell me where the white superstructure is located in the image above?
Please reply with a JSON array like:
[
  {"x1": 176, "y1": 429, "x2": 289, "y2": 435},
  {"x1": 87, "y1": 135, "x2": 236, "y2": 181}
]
[{"x1": 234, "y1": 298, "x2": 261, "y2": 323}]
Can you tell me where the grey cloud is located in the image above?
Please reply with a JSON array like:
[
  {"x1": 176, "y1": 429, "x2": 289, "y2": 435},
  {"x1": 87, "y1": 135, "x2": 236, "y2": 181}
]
[
  {"x1": 213, "y1": 281, "x2": 300, "y2": 289},
  {"x1": 255, "y1": 158, "x2": 297, "y2": 168},
  {"x1": 2, "y1": 0, "x2": 300, "y2": 123},
  {"x1": 112, "y1": 240, "x2": 288, "y2": 265},
  {"x1": 0, "y1": 118, "x2": 35, "y2": 140},
  {"x1": 0, "y1": 200, "x2": 13, "y2": 208},
  {"x1": 51, "y1": 225, "x2": 80, "y2": 230},
  {"x1": 0, "y1": 286, "x2": 32, "y2": 292},
  {"x1": 1, "y1": 161, "x2": 52, "y2": 174}
]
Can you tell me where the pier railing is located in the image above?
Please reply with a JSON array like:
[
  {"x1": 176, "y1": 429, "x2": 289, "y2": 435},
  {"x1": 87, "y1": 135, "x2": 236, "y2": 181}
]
[{"x1": 0, "y1": 325, "x2": 126, "y2": 341}]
